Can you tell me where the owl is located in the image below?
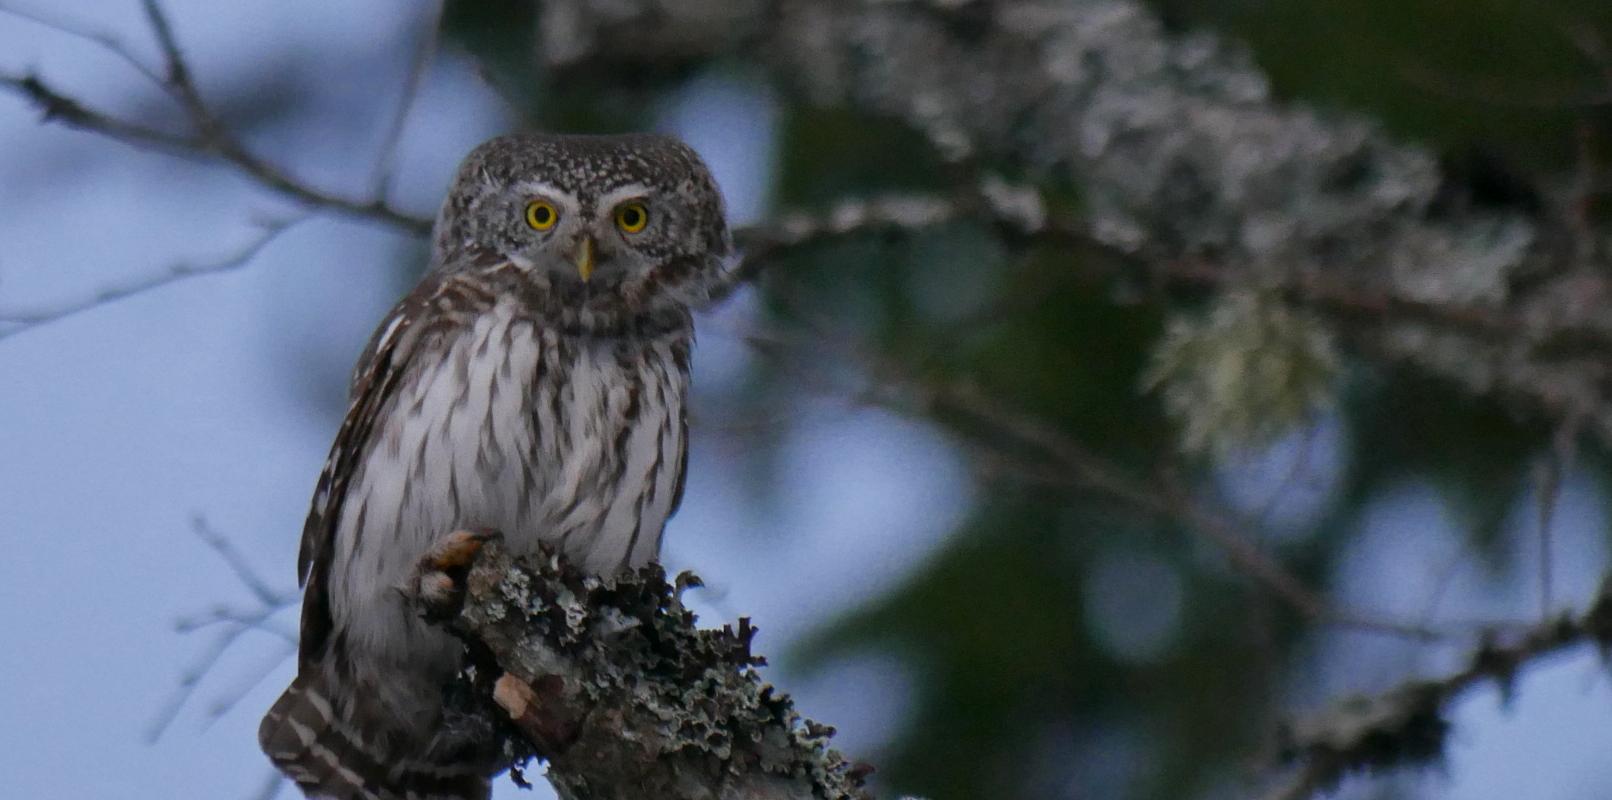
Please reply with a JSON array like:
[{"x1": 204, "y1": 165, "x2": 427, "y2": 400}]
[{"x1": 258, "y1": 133, "x2": 731, "y2": 799}]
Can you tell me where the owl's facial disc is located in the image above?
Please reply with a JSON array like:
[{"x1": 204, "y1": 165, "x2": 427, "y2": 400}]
[{"x1": 433, "y1": 132, "x2": 731, "y2": 314}]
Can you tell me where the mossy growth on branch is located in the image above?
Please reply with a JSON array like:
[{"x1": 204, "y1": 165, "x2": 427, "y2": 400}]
[{"x1": 421, "y1": 536, "x2": 874, "y2": 800}]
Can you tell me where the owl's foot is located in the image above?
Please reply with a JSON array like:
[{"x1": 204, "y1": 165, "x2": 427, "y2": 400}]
[
  {"x1": 409, "y1": 529, "x2": 497, "y2": 616},
  {"x1": 427, "y1": 528, "x2": 495, "y2": 571}
]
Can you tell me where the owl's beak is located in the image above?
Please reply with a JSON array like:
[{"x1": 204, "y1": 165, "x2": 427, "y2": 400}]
[{"x1": 573, "y1": 235, "x2": 596, "y2": 282}]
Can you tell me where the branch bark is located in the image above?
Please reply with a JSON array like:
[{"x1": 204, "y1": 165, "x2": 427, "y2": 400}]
[{"x1": 416, "y1": 536, "x2": 874, "y2": 800}]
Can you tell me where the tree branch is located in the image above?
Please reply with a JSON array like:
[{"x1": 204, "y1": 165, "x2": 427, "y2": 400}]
[
  {"x1": 725, "y1": 163, "x2": 1612, "y2": 375},
  {"x1": 1263, "y1": 578, "x2": 1612, "y2": 800},
  {"x1": 541, "y1": 0, "x2": 1612, "y2": 443},
  {"x1": 0, "y1": 0, "x2": 433, "y2": 234},
  {"x1": 10, "y1": 0, "x2": 1612, "y2": 445},
  {"x1": 415, "y1": 535, "x2": 874, "y2": 800}
]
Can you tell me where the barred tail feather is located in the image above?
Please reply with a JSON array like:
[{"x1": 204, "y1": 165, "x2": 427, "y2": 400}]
[{"x1": 259, "y1": 675, "x2": 491, "y2": 800}]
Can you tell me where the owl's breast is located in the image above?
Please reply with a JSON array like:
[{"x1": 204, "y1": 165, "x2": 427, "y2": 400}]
[
  {"x1": 529, "y1": 330, "x2": 689, "y2": 573},
  {"x1": 334, "y1": 299, "x2": 689, "y2": 621}
]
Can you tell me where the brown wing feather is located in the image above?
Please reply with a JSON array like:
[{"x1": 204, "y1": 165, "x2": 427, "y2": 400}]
[
  {"x1": 667, "y1": 408, "x2": 690, "y2": 518},
  {"x1": 296, "y1": 273, "x2": 445, "y2": 667}
]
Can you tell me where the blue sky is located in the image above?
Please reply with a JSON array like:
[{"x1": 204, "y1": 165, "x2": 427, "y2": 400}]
[{"x1": 1, "y1": 2, "x2": 1609, "y2": 799}]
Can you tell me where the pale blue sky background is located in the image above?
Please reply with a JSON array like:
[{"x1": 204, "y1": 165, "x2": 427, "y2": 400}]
[{"x1": 1, "y1": 2, "x2": 1609, "y2": 799}]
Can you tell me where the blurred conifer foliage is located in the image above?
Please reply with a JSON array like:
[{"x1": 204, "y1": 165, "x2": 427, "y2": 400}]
[{"x1": 435, "y1": 0, "x2": 1612, "y2": 797}]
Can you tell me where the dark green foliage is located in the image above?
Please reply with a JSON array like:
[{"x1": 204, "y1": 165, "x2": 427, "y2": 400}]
[
  {"x1": 1153, "y1": 0, "x2": 1612, "y2": 172},
  {"x1": 1332, "y1": 367, "x2": 1545, "y2": 562},
  {"x1": 438, "y1": 5, "x2": 1612, "y2": 798},
  {"x1": 442, "y1": 0, "x2": 542, "y2": 117}
]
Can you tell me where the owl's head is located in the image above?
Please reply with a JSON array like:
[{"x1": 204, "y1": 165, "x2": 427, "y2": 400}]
[{"x1": 431, "y1": 132, "x2": 732, "y2": 324}]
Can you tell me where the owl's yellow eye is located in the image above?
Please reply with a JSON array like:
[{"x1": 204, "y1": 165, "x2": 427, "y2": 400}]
[
  {"x1": 615, "y1": 201, "x2": 649, "y2": 234},
  {"x1": 525, "y1": 200, "x2": 558, "y2": 231}
]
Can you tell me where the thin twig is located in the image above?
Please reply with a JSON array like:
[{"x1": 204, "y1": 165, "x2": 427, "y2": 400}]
[
  {"x1": 1411, "y1": 536, "x2": 1476, "y2": 662},
  {"x1": 0, "y1": 215, "x2": 308, "y2": 342},
  {"x1": 190, "y1": 515, "x2": 294, "y2": 610},
  {"x1": 248, "y1": 770, "x2": 286, "y2": 800},
  {"x1": 369, "y1": 0, "x2": 443, "y2": 200},
  {"x1": 147, "y1": 618, "x2": 270, "y2": 742},
  {"x1": 1534, "y1": 453, "x2": 1562, "y2": 620},
  {"x1": 148, "y1": 516, "x2": 297, "y2": 743},
  {"x1": 744, "y1": 301, "x2": 1455, "y2": 643},
  {"x1": 0, "y1": 1, "x2": 434, "y2": 234},
  {"x1": 0, "y1": 1, "x2": 170, "y2": 91},
  {"x1": 175, "y1": 604, "x2": 295, "y2": 639},
  {"x1": 1536, "y1": 414, "x2": 1583, "y2": 618},
  {"x1": 203, "y1": 639, "x2": 297, "y2": 726},
  {"x1": 1266, "y1": 579, "x2": 1612, "y2": 800},
  {"x1": 0, "y1": 71, "x2": 202, "y2": 154},
  {"x1": 138, "y1": 0, "x2": 205, "y2": 118}
]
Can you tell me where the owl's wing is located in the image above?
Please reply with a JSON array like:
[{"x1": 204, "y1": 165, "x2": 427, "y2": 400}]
[
  {"x1": 668, "y1": 408, "x2": 690, "y2": 518},
  {"x1": 294, "y1": 272, "x2": 446, "y2": 667}
]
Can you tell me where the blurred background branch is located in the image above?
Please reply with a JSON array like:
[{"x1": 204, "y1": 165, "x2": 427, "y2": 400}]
[
  {"x1": 1267, "y1": 577, "x2": 1612, "y2": 800},
  {"x1": 0, "y1": 0, "x2": 433, "y2": 233}
]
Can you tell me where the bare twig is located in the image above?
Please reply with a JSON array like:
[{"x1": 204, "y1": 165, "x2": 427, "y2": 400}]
[
  {"x1": 137, "y1": 0, "x2": 205, "y2": 120},
  {"x1": 11, "y1": 39, "x2": 1612, "y2": 387},
  {"x1": 189, "y1": 515, "x2": 294, "y2": 610},
  {"x1": 0, "y1": 68, "x2": 430, "y2": 231},
  {"x1": 0, "y1": 1, "x2": 440, "y2": 346},
  {"x1": 201, "y1": 638, "x2": 296, "y2": 727},
  {"x1": 1265, "y1": 578, "x2": 1612, "y2": 800},
  {"x1": 0, "y1": 215, "x2": 308, "y2": 342},
  {"x1": 147, "y1": 602, "x2": 291, "y2": 742},
  {"x1": 147, "y1": 516, "x2": 296, "y2": 743},
  {"x1": 1535, "y1": 415, "x2": 1584, "y2": 619},
  {"x1": 0, "y1": 1, "x2": 433, "y2": 234},
  {"x1": 741, "y1": 304, "x2": 1458, "y2": 643},
  {"x1": 920, "y1": 372, "x2": 1368, "y2": 632},
  {"x1": 369, "y1": 0, "x2": 443, "y2": 200},
  {"x1": 248, "y1": 770, "x2": 286, "y2": 800},
  {"x1": 1534, "y1": 453, "x2": 1562, "y2": 621},
  {"x1": 0, "y1": 1, "x2": 169, "y2": 90},
  {"x1": 0, "y1": 71, "x2": 202, "y2": 153}
]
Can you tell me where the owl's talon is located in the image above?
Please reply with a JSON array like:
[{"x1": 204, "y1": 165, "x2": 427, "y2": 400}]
[
  {"x1": 412, "y1": 571, "x2": 459, "y2": 610},
  {"x1": 425, "y1": 529, "x2": 495, "y2": 571},
  {"x1": 409, "y1": 529, "x2": 497, "y2": 614}
]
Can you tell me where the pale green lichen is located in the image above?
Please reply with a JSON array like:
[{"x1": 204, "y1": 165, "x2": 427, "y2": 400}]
[
  {"x1": 440, "y1": 540, "x2": 872, "y2": 800},
  {"x1": 1143, "y1": 290, "x2": 1341, "y2": 457}
]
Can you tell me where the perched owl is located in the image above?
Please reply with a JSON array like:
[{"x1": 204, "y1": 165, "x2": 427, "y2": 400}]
[{"x1": 258, "y1": 133, "x2": 731, "y2": 799}]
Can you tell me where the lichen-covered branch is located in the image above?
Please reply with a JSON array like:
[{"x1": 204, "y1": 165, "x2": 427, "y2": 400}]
[
  {"x1": 1263, "y1": 577, "x2": 1612, "y2": 800},
  {"x1": 417, "y1": 536, "x2": 873, "y2": 800},
  {"x1": 539, "y1": 0, "x2": 1612, "y2": 442}
]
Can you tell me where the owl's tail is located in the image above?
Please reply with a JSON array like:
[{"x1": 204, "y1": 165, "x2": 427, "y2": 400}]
[{"x1": 259, "y1": 673, "x2": 491, "y2": 800}]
